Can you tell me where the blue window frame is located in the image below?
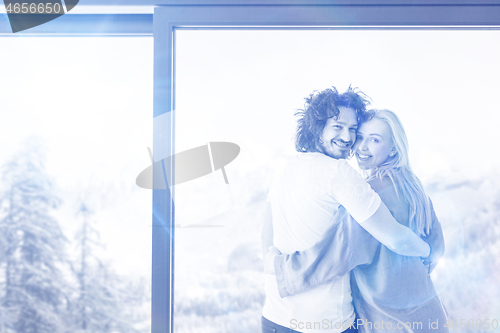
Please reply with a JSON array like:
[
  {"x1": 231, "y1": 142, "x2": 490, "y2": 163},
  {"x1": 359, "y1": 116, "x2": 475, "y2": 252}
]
[
  {"x1": 0, "y1": 12, "x2": 152, "y2": 36},
  {"x1": 2, "y1": 2, "x2": 500, "y2": 333}
]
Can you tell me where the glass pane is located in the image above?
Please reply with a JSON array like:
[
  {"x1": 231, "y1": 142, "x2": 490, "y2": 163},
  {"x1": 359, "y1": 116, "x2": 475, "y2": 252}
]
[
  {"x1": 0, "y1": 37, "x2": 152, "y2": 333},
  {"x1": 174, "y1": 30, "x2": 500, "y2": 332}
]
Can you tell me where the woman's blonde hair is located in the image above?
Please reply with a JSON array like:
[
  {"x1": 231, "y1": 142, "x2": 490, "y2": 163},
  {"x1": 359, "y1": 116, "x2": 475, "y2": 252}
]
[{"x1": 363, "y1": 109, "x2": 432, "y2": 237}]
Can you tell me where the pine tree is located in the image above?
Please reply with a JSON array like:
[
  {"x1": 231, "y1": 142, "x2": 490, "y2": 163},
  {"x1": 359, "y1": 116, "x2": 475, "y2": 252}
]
[
  {"x1": 72, "y1": 202, "x2": 101, "y2": 332},
  {"x1": 69, "y1": 202, "x2": 146, "y2": 333},
  {"x1": 0, "y1": 137, "x2": 69, "y2": 333}
]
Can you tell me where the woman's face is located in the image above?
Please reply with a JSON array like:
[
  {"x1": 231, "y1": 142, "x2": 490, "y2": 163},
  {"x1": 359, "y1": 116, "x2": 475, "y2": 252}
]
[{"x1": 353, "y1": 118, "x2": 395, "y2": 170}]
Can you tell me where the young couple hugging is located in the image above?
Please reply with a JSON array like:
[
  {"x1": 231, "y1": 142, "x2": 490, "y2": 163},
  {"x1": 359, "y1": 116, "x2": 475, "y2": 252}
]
[{"x1": 261, "y1": 86, "x2": 448, "y2": 333}]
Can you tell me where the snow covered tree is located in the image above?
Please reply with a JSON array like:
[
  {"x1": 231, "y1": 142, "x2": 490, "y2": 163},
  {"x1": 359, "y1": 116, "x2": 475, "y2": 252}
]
[
  {"x1": 71, "y1": 202, "x2": 101, "y2": 332},
  {"x1": 0, "y1": 137, "x2": 69, "y2": 333},
  {"x1": 68, "y1": 202, "x2": 147, "y2": 333}
]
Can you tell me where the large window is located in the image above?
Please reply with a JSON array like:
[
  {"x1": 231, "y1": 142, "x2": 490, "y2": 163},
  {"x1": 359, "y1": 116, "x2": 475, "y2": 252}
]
[
  {"x1": 0, "y1": 36, "x2": 153, "y2": 333},
  {"x1": 173, "y1": 29, "x2": 500, "y2": 332}
]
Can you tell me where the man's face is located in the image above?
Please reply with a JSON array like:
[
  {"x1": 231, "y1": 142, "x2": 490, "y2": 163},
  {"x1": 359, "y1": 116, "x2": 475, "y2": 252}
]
[{"x1": 318, "y1": 106, "x2": 358, "y2": 159}]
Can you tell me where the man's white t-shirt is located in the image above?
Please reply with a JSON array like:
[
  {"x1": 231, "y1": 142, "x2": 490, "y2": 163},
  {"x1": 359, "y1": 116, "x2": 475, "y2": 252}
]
[{"x1": 262, "y1": 152, "x2": 381, "y2": 333}]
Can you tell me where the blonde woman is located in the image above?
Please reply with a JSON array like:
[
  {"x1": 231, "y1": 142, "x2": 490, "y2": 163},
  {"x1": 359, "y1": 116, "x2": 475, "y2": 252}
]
[{"x1": 268, "y1": 109, "x2": 448, "y2": 333}]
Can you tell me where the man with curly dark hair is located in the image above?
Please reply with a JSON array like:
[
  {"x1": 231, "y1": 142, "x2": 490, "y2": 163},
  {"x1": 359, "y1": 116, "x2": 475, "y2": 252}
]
[
  {"x1": 295, "y1": 86, "x2": 370, "y2": 158},
  {"x1": 261, "y1": 86, "x2": 430, "y2": 333}
]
